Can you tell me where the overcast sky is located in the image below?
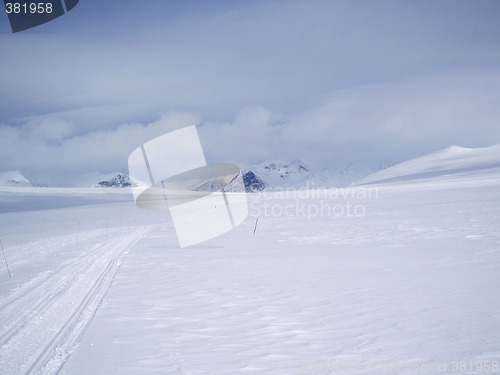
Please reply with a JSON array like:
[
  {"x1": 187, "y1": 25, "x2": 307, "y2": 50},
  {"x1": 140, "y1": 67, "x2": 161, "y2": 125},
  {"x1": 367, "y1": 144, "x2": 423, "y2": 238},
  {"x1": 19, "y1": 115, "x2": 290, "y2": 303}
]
[{"x1": 1, "y1": 0, "x2": 500, "y2": 185}]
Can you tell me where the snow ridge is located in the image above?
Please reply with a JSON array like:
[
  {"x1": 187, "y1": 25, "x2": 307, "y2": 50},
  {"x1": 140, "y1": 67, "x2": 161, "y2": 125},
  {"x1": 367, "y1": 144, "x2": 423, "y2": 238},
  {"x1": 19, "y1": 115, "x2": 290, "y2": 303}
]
[{"x1": 357, "y1": 143, "x2": 500, "y2": 185}]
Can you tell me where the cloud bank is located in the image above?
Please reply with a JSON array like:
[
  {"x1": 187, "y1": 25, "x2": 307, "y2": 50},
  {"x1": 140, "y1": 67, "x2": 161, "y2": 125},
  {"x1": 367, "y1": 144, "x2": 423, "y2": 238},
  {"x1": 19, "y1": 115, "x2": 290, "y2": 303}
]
[{"x1": 1, "y1": 68, "x2": 499, "y2": 186}]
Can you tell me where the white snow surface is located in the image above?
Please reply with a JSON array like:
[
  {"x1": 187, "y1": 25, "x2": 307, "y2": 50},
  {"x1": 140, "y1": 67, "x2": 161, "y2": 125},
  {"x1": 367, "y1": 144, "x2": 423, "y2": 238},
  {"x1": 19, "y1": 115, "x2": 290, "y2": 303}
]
[
  {"x1": 357, "y1": 144, "x2": 500, "y2": 185},
  {"x1": 0, "y1": 171, "x2": 31, "y2": 187},
  {"x1": 0, "y1": 163, "x2": 499, "y2": 374}
]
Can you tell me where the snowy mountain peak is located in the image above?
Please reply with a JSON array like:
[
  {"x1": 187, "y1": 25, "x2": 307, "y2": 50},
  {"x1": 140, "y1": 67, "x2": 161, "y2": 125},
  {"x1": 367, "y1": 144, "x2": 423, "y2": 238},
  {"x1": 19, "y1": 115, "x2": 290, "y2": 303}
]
[
  {"x1": 243, "y1": 160, "x2": 375, "y2": 191},
  {"x1": 261, "y1": 160, "x2": 310, "y2": 174},
  {"x1": 0, "y1": 171, "x2": 32, "y2": 187},
  {"x1": 95, "y1": 172, "x2": 139, "y2": 188},
  {"x1": 260, "y1": 160, "x2": 311, "y2": 180}
]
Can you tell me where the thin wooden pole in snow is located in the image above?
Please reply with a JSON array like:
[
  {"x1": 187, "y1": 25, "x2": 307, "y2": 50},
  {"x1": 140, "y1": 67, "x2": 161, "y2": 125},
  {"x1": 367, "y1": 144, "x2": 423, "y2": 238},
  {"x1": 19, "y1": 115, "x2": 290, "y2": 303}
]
[
  {"x1": 1, "y1": 239, "x2": 12, "y2": 279},
  {"x1": 253, "y1": 219, "x2": 259, "y2": 236}
]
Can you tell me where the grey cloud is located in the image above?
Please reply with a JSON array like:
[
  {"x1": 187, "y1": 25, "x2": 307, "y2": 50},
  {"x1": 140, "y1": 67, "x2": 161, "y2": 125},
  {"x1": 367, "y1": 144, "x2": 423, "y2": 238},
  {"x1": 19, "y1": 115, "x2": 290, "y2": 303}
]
[
  {"x1": 200, "y1": 69, "x2": 500, "y2": 168},
  {"x1": 2, "y1": 1, "x2": 499, "y2": 122},
  {"x1": 0, "y1": 112, "x2": 199, "y2": 186},
  {"x1": 2, "y1": 68, "x2": 499, "y2": 186}
]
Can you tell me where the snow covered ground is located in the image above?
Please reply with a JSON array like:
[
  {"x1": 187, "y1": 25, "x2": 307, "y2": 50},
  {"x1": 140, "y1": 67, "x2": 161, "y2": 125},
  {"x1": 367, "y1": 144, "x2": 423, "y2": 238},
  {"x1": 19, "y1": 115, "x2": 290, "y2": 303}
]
[{"x1": 1, "y1": 166, "x2": 499, "y2": 374}]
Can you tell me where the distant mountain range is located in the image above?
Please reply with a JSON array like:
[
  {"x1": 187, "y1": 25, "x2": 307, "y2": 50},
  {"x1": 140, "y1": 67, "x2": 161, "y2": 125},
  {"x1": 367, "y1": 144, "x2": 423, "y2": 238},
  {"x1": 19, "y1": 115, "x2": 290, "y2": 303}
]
[
  {"x1": 96, "y1": 144, "x2": 500, "y2": 191},
  {"x1": 0, "y1": 162, "x2": 377, "y2": 191},
  {"x1": 91, "y1": 161, "x2": 377, "y2": 192},
  {"x1": 4, "y1": 143, "x2": 499, "y2": 190}
]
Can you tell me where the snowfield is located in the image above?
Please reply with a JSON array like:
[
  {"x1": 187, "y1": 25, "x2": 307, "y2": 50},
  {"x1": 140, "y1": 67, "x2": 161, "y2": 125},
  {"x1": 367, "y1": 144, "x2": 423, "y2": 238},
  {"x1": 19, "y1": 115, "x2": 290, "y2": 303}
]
[{"x1": 1, "y1": 166, "x2": 499, "y2": 374}]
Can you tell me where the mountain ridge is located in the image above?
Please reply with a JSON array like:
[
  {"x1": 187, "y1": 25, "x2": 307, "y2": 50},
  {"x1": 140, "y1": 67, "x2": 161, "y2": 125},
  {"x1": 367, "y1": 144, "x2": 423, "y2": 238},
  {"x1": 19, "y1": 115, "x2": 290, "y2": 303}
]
[{"x1": 242, "y1": 160, "x2": 377, "y2": 191}]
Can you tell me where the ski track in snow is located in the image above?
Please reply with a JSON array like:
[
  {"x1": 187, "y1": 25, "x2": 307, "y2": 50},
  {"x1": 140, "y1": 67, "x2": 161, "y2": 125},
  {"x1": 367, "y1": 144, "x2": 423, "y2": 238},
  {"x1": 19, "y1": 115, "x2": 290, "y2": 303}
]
[{"x1": 0, "y1": 225, "x2": 154, "y2": 375}]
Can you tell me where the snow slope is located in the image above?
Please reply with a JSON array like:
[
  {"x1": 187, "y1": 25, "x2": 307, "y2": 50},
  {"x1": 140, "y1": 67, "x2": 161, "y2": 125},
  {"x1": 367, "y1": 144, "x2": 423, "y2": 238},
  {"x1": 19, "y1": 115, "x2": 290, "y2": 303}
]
[
  {"x1": 0, "y1": 162, "x2": 499, "y2": 374},
  {"x1": 0, "y1": 171, "x2": 31, "y2": 187},
  {"x1": 357, "y1": 144, "x2": 500, "y2": 185}
]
